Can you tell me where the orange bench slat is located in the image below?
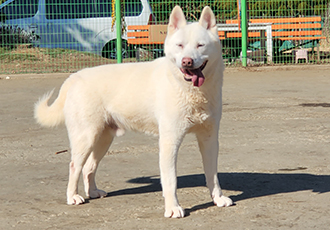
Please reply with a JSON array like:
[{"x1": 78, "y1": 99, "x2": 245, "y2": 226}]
[
  {"x1": 127, "y1": 25, "x2": 150, "y2": 30},
  {"x1": 225, "y1": 17, "x2": 322, "y2": 25},
  {"x1": 272, "y1": 23, "x2": 322, "y2": 30},
  {"x1": 250, "y1": 17, "x2": 322, "y2": 24},
  {"x1": 127, "y1": 31, "x2": 149, "y2": 38},
  {"x1": 226, "y1": 31, "x2": 261, "y2": 38},
  {"x1": 127, "y1": 38, "x2": 150, "y2": 44}
]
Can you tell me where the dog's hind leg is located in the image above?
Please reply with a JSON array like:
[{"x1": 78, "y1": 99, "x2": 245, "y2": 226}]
[
  {"x1": 66, "y1": 133, "x2": 94, "y2": 205},
  {"x1": 196, "y1": 128, "x2": 233, "y2": 207},
  {"x1": 66, "y1": 123, "x2": 106, "y2": 205},
  {"x1": 83, "y1": 127, "x2": 114, "y2": 199}
]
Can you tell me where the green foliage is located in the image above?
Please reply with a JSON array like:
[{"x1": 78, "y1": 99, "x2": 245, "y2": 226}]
[
  {"x1": 248, "y1": 0, "x2": 329, "y2": 18},
  {"x1": 150, "y1": 0, "x2": 238, "y2": 22},
  {"x1": 150, "y1": 0, "x2": 329, "y2": 22}
]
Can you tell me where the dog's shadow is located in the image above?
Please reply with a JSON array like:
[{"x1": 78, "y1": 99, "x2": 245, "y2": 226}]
[{"x1": 104, "y1": 172, "x2": 330, "y2": 216}]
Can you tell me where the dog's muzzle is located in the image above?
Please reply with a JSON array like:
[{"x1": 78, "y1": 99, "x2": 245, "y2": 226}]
[{"x1": 180, "y1": 61, "x2": 208, "y2": 87}]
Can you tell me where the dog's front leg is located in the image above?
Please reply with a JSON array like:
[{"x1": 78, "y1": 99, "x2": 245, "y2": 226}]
[
  {"x1": 159, "y1": 132, "x2": 185, "y2": 218},
  {"x1": 196, "y1": 128, "x2": 233, "y2": 207}
]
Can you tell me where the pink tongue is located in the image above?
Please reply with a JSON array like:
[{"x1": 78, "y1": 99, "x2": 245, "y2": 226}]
[{"x1": 190, "y1": 69, "x2": 205, "y2": 87}]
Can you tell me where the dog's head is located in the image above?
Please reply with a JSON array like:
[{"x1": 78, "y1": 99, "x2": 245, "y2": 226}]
[{"x1": 164, "y1": 6, "x2": 222, "y2": 87}]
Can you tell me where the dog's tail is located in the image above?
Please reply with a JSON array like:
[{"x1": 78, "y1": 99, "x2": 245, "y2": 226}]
[{"x1": 34, "y1": 76, "x2": 76, "y2": 127}]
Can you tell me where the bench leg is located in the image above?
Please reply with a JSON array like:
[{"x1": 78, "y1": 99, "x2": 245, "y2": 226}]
[
  {"x1": 317, "y1": 43, "x2": 320, "y2": 62},
  {"x1": 136, "y1": 48, "x2": 140, "y2": 61}
]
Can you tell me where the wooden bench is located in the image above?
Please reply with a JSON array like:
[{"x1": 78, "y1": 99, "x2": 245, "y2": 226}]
[
  {"x1": 226, "y1": 17, "x2": 325, "y2": 40},
  {"x1": 127, "y1": 25, "x2": 165, "y2": 60},
  {"x1": 226, "y1": 17, "x2": 326, "y2": 57},
  {"x1": 127, "y1": 25, "x2": 166, "y2": 45},
  {"x1": 128, "y1": 17, "x2": 326, "y2": 45},
  {"x1": 127, "y1": 25, "x2": 226, "y2": 45}
]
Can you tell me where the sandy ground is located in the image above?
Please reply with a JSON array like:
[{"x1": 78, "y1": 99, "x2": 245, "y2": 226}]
[{"x1": 0, "y1": 65, "x2": 329, "y2": 229}]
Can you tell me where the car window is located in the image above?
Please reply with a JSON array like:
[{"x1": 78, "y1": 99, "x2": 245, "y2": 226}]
[
  {"x1": 0, "y1": 0, "x2": 39, "y2": 20},
  {"x1": 124, "y1": 0, "x2": 143, "y2": 17},
  {"x1": 45, "y1": 0, "x2": 143, "y2": 20},
  {"x1": 95, "y1": 0, "x2": 112, "y2": 18},
  {"x1": 92, "y1": 0, "x2": 143, "y2": 17},
  {"x1": 45, "y1": 0, "x2": 97, "y2": 20}
]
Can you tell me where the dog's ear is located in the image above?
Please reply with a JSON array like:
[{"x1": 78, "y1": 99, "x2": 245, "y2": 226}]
[
  {"x1": 199, "y1": 6, "x2": 217, "y2": 33},
  {"x1": 168, "y1": 6, "x2": 187, "y2": 35}
]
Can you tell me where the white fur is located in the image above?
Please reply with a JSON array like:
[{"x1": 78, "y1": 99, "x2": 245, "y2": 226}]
[{"x1": 34, "y1": 6, "x2": 232, "y2": 218}]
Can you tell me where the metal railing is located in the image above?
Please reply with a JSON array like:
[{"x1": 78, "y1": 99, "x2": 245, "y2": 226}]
[{"x1": 0, "y1": 0, "x2": 329, "y2": 74}]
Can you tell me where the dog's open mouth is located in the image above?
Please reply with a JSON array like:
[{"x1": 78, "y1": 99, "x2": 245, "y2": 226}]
[{"x1": 180, "y1": 61, "x2": 208, "y2": 87}]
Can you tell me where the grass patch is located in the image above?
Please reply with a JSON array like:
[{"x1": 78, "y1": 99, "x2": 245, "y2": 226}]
[
  {"x1": 0, "y1": 46, "x2": 129, "y2": 74},
  {"x1": 1, "y1": 53, "x2": 39, "y2": 62},
  {"x1": 1, "y1": 44, "x2": 329, "y2": 74}
]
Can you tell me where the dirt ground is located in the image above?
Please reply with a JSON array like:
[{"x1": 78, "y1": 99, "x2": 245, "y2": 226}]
[{"x1": 0, "y1": 65, "x2": 329, "y2": 230}]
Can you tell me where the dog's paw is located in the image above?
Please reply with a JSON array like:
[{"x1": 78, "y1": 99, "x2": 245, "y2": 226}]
[
  {"x1": 164, "y1": 206, "x2": 185, "y2": 218},
  {"x1": 67, "y1": 194, "x2": 85, "y2": 205},
  {"x1": 213, "y1": 195, "x2": 233, "y2": 207},
  {"x1": 88, "y1": 189, "x2": 107, "y2": 199}
]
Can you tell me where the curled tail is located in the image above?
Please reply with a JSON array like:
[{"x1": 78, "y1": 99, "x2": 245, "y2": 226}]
[{"x1": 34, "y1": 76, "x2": 76, "y2": 127}]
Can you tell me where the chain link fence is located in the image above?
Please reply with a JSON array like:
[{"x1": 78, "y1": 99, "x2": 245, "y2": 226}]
[{"x1": 0, "y1": 0, "x2": 329, "y2": 74}]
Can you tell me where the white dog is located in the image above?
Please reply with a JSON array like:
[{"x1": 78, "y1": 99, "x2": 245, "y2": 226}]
[{"x1": 34, "y1": 6, "x2": 233, "y2": 218}]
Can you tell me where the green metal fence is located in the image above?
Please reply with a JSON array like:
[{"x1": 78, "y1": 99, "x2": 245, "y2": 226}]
[{"x1": 0, "y1": 0, "x2": 329, "y2": 74}]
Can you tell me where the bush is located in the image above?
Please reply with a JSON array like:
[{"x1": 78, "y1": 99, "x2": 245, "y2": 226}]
[
  {"x1": 150, "y1": 0, "x2": 237, "y2": 23},
  {"x1": 0, "y1": 24, "x2": 39, "y2": 48},
  {"x1": 248, "y1": 0, "x2": 329, "y2": 18},
  {"x1": 150, "y1": 0, "x2": 330, "y2": 23}
]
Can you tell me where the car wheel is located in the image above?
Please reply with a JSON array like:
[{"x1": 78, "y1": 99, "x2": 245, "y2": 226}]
[{"x1": 102, "y1": 39, "x2": 129, "y2": 59}]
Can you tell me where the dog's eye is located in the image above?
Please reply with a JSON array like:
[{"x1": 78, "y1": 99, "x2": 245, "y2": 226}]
[
  {"x1": 177, "y1": 44, "x2": 184, "y2": 49},
  {"x1": 197, "y1": 43, "x2": 205, "y2": 48}
]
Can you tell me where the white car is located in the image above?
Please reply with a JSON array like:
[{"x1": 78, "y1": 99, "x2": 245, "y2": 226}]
[{"x1": 0, "y1": 0, "x2": 154, "y2": 58}]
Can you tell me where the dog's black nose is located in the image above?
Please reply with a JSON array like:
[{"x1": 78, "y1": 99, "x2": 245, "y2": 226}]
[{"x1": 182, "y1": 57, "x2": 193, "y2": 67}]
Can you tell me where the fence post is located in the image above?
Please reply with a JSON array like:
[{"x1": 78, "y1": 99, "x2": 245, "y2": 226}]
[
  {"x1": 115, "y1": 0, "x2": 122, "y2": 63},
  {"x1": 241, "y1": 0, "x2": 248, "y2": 67}
]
